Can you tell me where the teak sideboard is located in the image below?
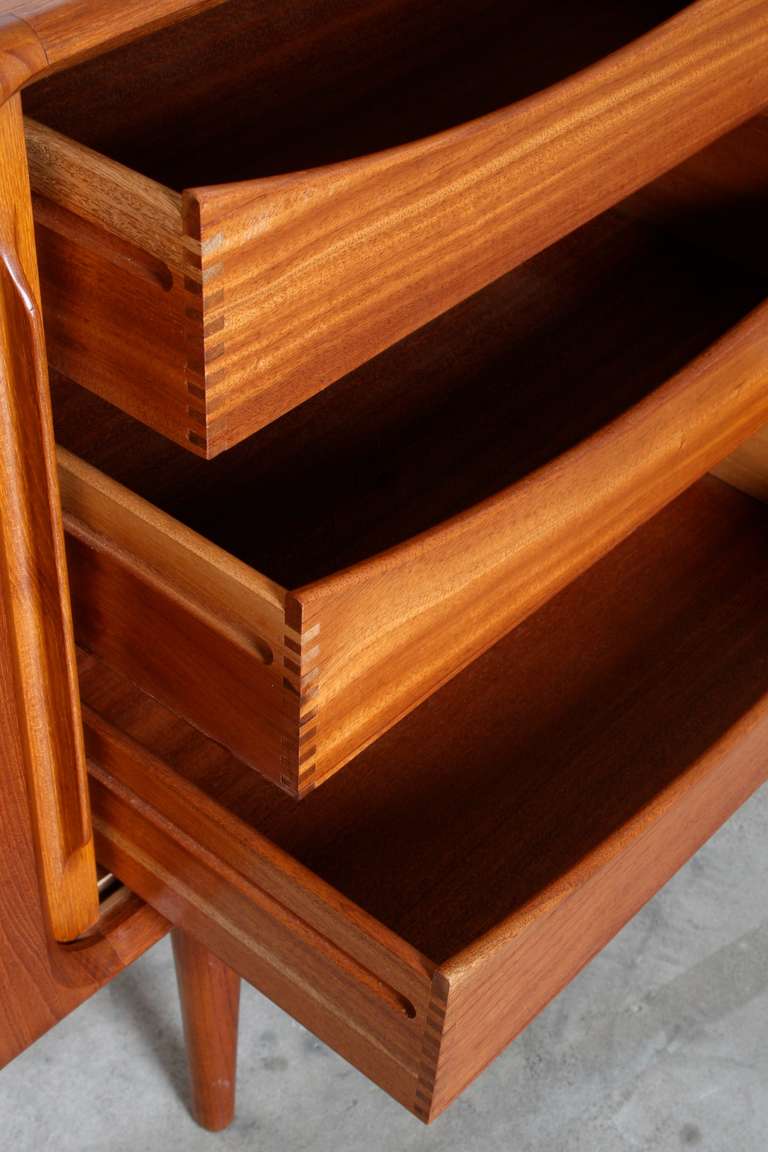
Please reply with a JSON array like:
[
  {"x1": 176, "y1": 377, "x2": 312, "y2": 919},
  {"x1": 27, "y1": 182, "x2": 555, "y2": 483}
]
[{"x1": 1, "y1": 0, "x2": 767, "y2": 1134}]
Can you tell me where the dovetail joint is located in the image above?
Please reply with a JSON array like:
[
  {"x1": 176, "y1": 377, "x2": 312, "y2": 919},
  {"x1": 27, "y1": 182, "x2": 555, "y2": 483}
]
[
  {"x1": 413, "y1": 985, "x2": 449, "y2": 1122},
  {"x1": 280, "y1": 620, "x2": 320, "y2": 795},
  {"x1": 181, "y1": 212, "x2": 226, "y2": 452}
]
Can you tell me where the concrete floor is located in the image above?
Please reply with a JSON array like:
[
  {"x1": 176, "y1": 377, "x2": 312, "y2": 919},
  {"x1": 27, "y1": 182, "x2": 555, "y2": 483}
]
[{"x1": 2, "y1": 784, "x2": 767, "y2": 1152}]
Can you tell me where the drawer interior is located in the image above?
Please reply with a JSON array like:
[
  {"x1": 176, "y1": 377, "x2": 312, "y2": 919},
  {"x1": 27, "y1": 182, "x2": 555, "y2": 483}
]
[
  {"x1": 84, "y1": 476, "x2": 768, "y2": 1117},
  {"x1": 53, "y1": 201, "x2": 766, "y2": 590},
  {"x1": 24, "y1": 0, "x2": 688, "y2": 188},
  {"x1": 85, "y1": 476, "x2": 768, "y2": 961}
]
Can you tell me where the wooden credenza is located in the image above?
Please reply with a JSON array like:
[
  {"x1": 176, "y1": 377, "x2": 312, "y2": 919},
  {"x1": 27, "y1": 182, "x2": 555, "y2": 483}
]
[{"x1": 1, "y1": 0, "x2": 767, "y2": 1133}]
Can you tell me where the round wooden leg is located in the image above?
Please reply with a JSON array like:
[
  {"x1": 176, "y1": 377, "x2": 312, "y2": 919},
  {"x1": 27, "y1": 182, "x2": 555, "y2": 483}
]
[{"x1": 172, "y1": 928, "x2": 241, "y2": 1131}]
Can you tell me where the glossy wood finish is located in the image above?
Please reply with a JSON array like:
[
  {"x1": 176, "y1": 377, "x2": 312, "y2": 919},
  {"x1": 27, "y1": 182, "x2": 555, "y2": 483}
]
[
  {"x1": 0, "y1": 93, "x2": 97, "y2": 940},
  {"x1": 24, "y1": 120, "x2": 193, "y2": 449},
  {"x1": 55, "y1": 189, "x2": 768, "y2": 795},
  {"x1": 0, "y1": 571, "x2": 168, "y2": 1066},
  {"x1": 0, "y1": 0, "x2": 191, "y2": 1068},
  {"x1": 172, "y1": 929, "x2": 240, "y2": 1132},
  {"x1": 0, "y1": 1, "x2": 228, "y2": 101},
  {"x1": 24, "y1": 0, "x2": 768, "y2": 455},
  {"x1": 85, "y1": 478, "x2": 768, "y2": 1121}
]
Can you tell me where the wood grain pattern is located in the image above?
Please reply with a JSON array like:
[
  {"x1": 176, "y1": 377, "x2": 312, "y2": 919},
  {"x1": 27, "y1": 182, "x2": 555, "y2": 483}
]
[
  {"x1": 0, "y1": 14, "x2": 46, "y2": 101},
  {"x1": 0, "y1": 568, "x2": 167, "y2": 1067},
  {"x1": 172, "y1": 929, "x2": 240, "y2": 1131},
  {"x1": 26, "y1": 120, "x2": 184, "y2": 266},
  {"x1": 55, "y1": 194, "x2": 768, "y2": 795},
  {"x1": 85, "y1": 713, "x2": 436, "y2": 1112},
  {"x1": 297, "y1": 301, "x2": 768, "y2": 785},
  {"x1": 24, "y1": 121, "x2": 197, "y2": 448},
  {"x1": 84, "y1": 478, "x2": 768, "y2": 1120},
  {"x1": 58, "y1": 446, "x2": 302, "y2": 791},
  {"x1": 22, "y1": 0, "x2": 687, "y2": 181},
  {"x1": 26, "y1": 0, "x2": 768, "y2": 454},
  {"x1": 0, "y1": 1, "x2": 227, "y2": 86},
  {"x1": 188, "y1": 0, "x2": 768, "y2": 455},
  {"x1": 0, "y1": 0, "x2": 175, "y2": 1067},
  {"x1": 0, "y1": 93, "x2": 97, "y2": 939}
]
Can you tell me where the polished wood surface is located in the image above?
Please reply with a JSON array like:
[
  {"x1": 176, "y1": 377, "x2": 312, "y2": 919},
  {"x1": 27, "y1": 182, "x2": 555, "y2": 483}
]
[
  {"x1": 85, "y1": 478, "x2": 768, "y2": 1119},
  {"x1": 0, "y1": 1, "x2": 228, "y2": 100},
  {"x1": 22, "y1": 0, "x2": 687, "y2": 183},
  {"x1": 0, "y1": 93, "x2": 97, "y2": 940},
  {"x1": 0, "y1": 0, "x2": 191, "y2": 1073},
  {"x1": 0, "y1": 580, "x2": 167, "y2": 1066},
  {"x1": 172, "y1": 929, "x2": 240, "y2": 1132},
  {"x1": 24, "y1": 0, "x2": 768, "y2": 454},
  {"x1": 24, "y1": 119, "x2": 192, "y2": 447},
  {"x1": 0, "y1": 0, "x2": 765, "y2": 1127},
  {"x1": 57, "y1": 444, "x2": 304, "y2": 794},
  {"x1": 55, "y1": 188, "x2": 768, "y2": 794}
]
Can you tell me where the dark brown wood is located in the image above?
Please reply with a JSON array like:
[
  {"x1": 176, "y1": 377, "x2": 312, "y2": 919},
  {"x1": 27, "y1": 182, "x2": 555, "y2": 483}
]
[
  {"x1": 55, "y1": 182, "x2": 768, "y2": 794},
  {"x1": 172, "y1": 929, "x2": 240, "y2": 1132},
  {"x1": 24, "y1": 0, "x2": 768, "y2": 455},
  {"x1": 85, "y1": 477, "x2": 768, "y2": 1120}
]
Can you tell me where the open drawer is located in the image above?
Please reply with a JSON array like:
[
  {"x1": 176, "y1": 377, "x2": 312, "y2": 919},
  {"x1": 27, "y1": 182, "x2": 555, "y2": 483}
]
[
  {"x1": 84, "y1": 477, "x2": 768, "y2": 1121},
  {"x1": 23, "y1": 0, "x2": 768, "y2": 455},
  {"x1": 54, "y1": 157, "x2": 768, "y2": 796}
]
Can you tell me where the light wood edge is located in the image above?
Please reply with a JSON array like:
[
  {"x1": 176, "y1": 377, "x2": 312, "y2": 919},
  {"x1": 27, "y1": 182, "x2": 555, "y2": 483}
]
[
  {"x1": 58, "y1": 447, "x2": 321, "y2": 796},
  {"x1": 298, "y1": 301, "x2": 768, "y2": 785},
  {"x1": 87, "y1": 734, "x2": 434, "y2": 1111},
  {"x1": 180, "y1": 192, "x2": 222, "y2": 454},
  {"x1": 283, "y1": 596, "x2": 322, "y2": 797},
  {"x1": 57, "y1": 446, "x2": 287, "y2": 644},
  {"x1": 413, "y1": 974, "x2": 450, "y2": 1122},
  {"x1": 63, "y1": 883, "x2": 168, "y2": 968},
  {"x1": 713, "y1": 426, "x2": 768, "y2": 502},
  {"x1": 92, "y1": 784, "x2": 424, "y2": 1110},
  {"x1": 0, "y1": 13, "x2": 47, "y2": 102},
  {"x1": 0, "y1": 93, "x2": 97, "y2": 940},
  {"x1": 25, "y1": 119, "x2": 214, "y2": 456},
  {"x1": 24, "y1": 118, "x2": 184, "y2": 270},
  {"x1": 84, "y1": 706, "x2": 436, "y2": 1008},
  {"x1": 188, "y1": 0, "x2": 768, "y2": 454},
  {"x1": 2, "y1": 2, "x2": 229, "y2": 80}
]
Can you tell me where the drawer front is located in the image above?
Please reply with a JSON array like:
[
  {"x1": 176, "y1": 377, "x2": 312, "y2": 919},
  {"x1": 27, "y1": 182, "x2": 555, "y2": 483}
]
[
  {"x1": 84, "y1": 712, "x2": 436, "y2": 1114},
  {"x1": 57, "y1": 446, "x2": 315, "y2": 793},
  {"x1": 26, "y1": 0, "x2": 768, "y2": 455}
]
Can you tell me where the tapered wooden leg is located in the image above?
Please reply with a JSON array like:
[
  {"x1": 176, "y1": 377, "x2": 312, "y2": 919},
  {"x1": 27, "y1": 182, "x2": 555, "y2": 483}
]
[{"x1": 172, "y1": 928, "x2": 241, "y2": 1132}]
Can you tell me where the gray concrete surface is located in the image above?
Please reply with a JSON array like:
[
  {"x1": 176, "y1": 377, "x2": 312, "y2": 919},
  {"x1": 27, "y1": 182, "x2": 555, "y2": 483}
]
[{"x1": 2, "y1": 784, "x2": 767, "y2": 1152}]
